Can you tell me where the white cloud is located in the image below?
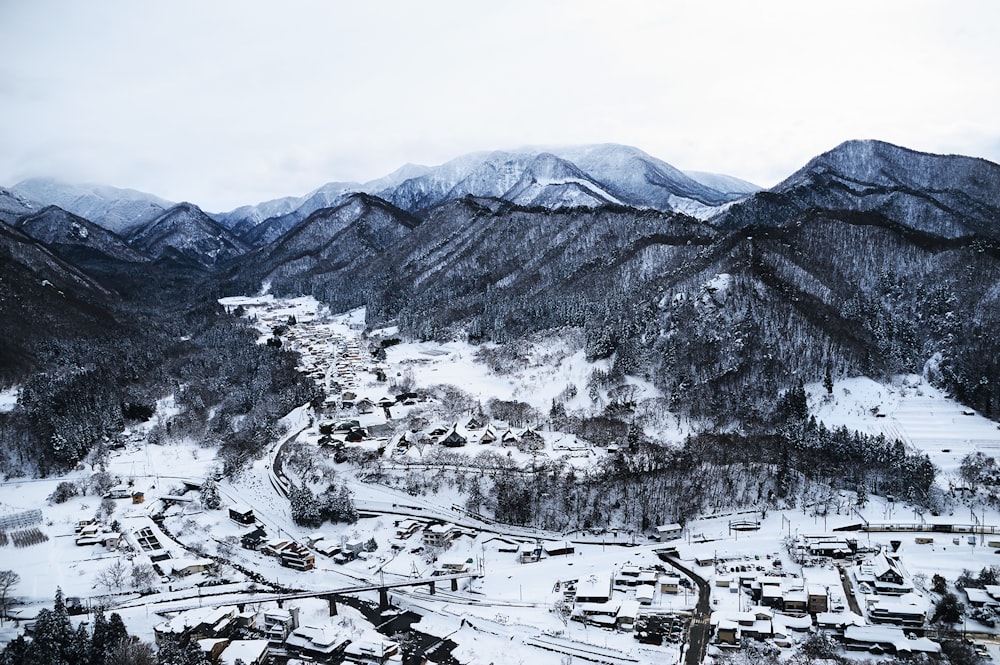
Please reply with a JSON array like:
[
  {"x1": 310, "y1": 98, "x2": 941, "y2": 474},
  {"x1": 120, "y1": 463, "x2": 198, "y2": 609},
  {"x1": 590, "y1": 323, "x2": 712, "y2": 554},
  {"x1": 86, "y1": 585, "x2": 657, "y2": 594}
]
[{"x1": 1, "y1": 0, "x2": 998, "y2": 210}]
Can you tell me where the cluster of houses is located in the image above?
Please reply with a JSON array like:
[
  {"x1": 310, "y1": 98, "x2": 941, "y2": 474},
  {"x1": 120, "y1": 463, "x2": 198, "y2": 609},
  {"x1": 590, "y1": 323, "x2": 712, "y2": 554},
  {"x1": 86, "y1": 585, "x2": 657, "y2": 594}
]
[
  {"x1": 390, "y1": 417, "x2": 547, "y2": 454},
  {"x1": 74, "y1": 519, "x2": 121, "y2": 549},
  {"x1": 563, "y1": 567, "x2": 689, "y2": 631},
  {"x1": 154, "y1": 604, "x2": 401, "y2": 664},
  {"x1": 709, "y1": 545, "x2": 942, "y2": 657}
]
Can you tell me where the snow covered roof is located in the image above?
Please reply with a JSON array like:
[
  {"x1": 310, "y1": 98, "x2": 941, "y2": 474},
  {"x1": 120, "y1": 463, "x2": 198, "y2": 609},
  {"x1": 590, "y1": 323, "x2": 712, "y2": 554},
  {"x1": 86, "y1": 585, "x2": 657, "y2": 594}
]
[
  {"x1": 286, "y1": 625, "x2": 346, "y2": 652},
  {"x1": 844, "y1": 625, "x2": 940, "y2": 654},
  {"x1": 220, "y1": 639, "x2": 269, "y2": 665}
]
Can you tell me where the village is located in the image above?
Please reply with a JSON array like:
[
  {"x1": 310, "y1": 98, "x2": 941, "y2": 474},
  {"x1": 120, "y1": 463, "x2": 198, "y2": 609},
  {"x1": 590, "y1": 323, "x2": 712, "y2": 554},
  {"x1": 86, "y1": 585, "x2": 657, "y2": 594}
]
[{"x1": 1, "y1": 294, "x2": 1000, "y2": 664}]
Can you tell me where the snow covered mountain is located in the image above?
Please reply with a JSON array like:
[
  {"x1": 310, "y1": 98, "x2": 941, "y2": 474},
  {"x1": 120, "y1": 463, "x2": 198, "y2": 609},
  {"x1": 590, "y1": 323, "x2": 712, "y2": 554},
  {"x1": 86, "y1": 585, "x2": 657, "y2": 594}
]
[
  {"x1": 251, "y1": 193, "x2": 419, "y2": 291},
  {"x1": 218, "y1": 144, "x2": 754, "y2": 242},
  {"x1": 0, "y1": 219, "x2": 119, "y2": 382},
  {"x1": 684, "y1": 170, "x2": 761, "y2": 197},
  {"x1": 717, "y1": 140, "x2": 1000, "y2": 239},
  {"x1": 17, "y1": 206, "x2": 147, "y2": 264},
  {"x1": 12, "y1": 177, "x2": 172, "y2": 234},
  {"x1": 0, "y1": 187, "x2": 37, "y2": 224},
  {"x1": 366, "y1": 144, "x2": 745, "y2": 214},
  {"x1": 127, "y1": 202, "x2": 248, "y2": 269}
]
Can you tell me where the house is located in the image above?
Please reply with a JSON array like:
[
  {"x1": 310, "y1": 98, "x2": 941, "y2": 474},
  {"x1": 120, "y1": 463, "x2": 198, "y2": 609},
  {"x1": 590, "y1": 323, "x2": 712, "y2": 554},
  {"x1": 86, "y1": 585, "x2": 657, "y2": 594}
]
[
  {"x1": 843, "y1": 625, "x2": 941, "y2": 655},
  {"x1": 285, "y1": 624, "x2": 349, "y2": 659},
  {"x1": 356, "y1": 397, "x2": 375, "y2": 415},
  {"x1": 219, "y1": 639, "x2": 269, "y2": 665},
  {"x1": 501, "y1": 428, "x2": 520, "y2": 446},
  {"x1": 312, "y1": 539, "x2": 341, "y2": 557},
  {"x1": 241, "y1": 526, "x2": 267, "y2": 550},
  {"x1": 262, "y1": 539, "x2": 295, "y2": 557},
  {"x1": 197, "y1": 638, "x2": 229, "y2": 662},
  {"x1": 263, "y1": 607, "x2": 299, "y2": 643},
  {"x1": 423, "y1": 523, "x2": 457, "y2": 548},
  {"x1": 394, "y1": 519, "x2": 422, "y2": 539},
  {"x1": 617, "y1": 600, "x2": 640, "y2": 631},
  {"x1": 280, "y1": 543, "x2": 315, "y2": 571},
  {"x1": 169, "y1": 558, "x2": 214, "y2": 577},
  {"x1": 574, "y1": 599, "x2": 622, "y2": 627},
  {"x1": 520, "y1": 428, "x2": 545, "y2": 450},
  {"x1": 131, "y1": 492, "x2": 145, "y2": 504},
  {"x1": 517, "y1": 542, "x2": 541, "y2": 563},
  {"x1": 636, "y1": 584, "x2": 655, "y2": 605},
  {"x1": 659, "y1": 576, "x2": 680, "y2": 594},
  {"x1": 868, "y1": 593, "x2": 928, "y2": 627},
  {"x1": 154, "y1": 606, "x2": 239, "y2": 645},
  {"x1": 478, "y1": 427, "x2": 497, "y2": 445},
  {"x1": 228, "y1": 505, "x2": 255, "y2": 525},
  {"x1": 782, "y1": 589, "x2": 808, "y2": 613},
  {"x1": 716, "y1": 619, "x2": 739, "y2": 645},
  {"x1": 655, "y1": 523, "x2": 683, "y2": 540},
  {"x1": 575, "y1": 573, "x2": 614, "y2": 604},
  {"x1": 808, "y1": 585, "x2": 829, "y2": 614},
  {"x1": 440, "y1": 424, "x2": 467, "y2": 448},
  {"x1": 104, "y1": 486, "x2": 131, "y2": 499},
  {"x1": 344, "y1": 539, "x2": 367, "y2": 555},
  {"x1": 857, "y1": 550, "x2": 911, "y2": 594},
  {"x1": 542, "y1": 541, "x2": 575, "y2": 557},
  {"x1": 343, "y1": 632, "x2": 401, "y2": 664},
  {"x1": 437, "y1": 558, "x2": 472, "y2": 574}
]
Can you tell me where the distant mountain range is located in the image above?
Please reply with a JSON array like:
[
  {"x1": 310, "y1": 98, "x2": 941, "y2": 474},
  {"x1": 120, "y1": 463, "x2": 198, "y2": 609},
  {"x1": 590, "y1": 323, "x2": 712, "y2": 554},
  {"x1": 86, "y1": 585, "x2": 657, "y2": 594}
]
[{"x1": 4, "y1": 139, "x2": 1000, "y2": 421}]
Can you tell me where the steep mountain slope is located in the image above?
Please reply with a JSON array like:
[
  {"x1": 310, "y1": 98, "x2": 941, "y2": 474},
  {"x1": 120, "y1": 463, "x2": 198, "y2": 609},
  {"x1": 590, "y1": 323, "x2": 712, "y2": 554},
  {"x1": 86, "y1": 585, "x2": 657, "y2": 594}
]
[
  {"x1": 127, "y1": 203, "x2": 248, "y2": 269},
  {"x1": 684, "y1": 171, "x2": 761, "y2": 197},
  {"x1": 13, "y1": 177, "x2": 172, "y2": 234},
  {"x1": 219, "y1": 181, "x2": 360, "y2": 243},
  {"x1": 0, "y1": 220, "x2": 119, "y2": 382},
  {"x1": 0, "y1": 187, "x2": 36, "y2": 224},
  {"x1": 17, "y1": 206, "x2": 148, "y2": 265},
  {"x1": 247, "y1": 193, "x2": 420, "y2": 293},
  {"x1": 547, "y1": 144, "x2": 734, "y2": 208},
  {"x1": 717, "y1": 140, "x2": 1000, "y2": 239}
]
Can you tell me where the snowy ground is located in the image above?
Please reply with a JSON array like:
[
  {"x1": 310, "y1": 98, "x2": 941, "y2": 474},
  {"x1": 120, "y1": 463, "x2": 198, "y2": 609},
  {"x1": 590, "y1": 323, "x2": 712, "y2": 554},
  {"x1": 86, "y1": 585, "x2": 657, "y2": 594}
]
[
  {"x1": 4, "y1": 296, "x2": 1000, "y2": 663},
  {"x1": 809, "y1": 374, "x2": 1000, "y2": 483}
]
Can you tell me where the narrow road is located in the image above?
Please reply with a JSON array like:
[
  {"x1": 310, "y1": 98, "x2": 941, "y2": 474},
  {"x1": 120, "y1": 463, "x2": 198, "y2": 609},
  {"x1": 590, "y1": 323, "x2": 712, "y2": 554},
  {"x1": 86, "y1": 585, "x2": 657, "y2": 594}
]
[
  {"x1": 657, "y1": 552, "x2": 711, "y2": 665},
  {"x1": 837, "y1": 563, "x2": 862, "y2": 616}
]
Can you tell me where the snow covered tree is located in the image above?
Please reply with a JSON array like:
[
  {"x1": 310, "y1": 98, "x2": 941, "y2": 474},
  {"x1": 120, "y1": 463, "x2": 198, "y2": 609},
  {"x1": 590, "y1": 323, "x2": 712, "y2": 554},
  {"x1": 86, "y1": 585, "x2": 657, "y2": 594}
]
[
  {"x1": 289, "y1": 483, "x2": 323, "y2": 528},
  {"x1": 24, "y1": 588, "x2": 78, "y2": 665},
  {"x1": 200, "y1": 478, "x2": 221, "y2": 510},
  {"x1": 156, "y1": 638, "x2": 208, "y2": 665},
  {"x1": 322, "y1": 483, "x2": 358, "y2": 524}
]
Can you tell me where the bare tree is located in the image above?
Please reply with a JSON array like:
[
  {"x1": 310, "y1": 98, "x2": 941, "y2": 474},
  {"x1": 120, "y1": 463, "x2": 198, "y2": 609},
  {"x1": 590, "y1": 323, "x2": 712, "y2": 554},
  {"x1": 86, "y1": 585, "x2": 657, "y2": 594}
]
[
  {"x1": 96, "y1": 560, "x2": 129, "y2": 593},
  {"x1": 130, "y1": 563, "x2": 157, "y2": 592},
  {"x1": 0, "y1": 569, "x2": 20, "y2": 624},
  {"x1": 105, "y1": 639, "x2": 157, "y2": 665}
]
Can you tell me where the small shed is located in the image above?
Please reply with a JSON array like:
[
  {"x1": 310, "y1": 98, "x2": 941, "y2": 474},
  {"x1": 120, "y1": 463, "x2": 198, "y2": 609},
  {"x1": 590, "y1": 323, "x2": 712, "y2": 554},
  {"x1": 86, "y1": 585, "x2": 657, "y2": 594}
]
[{"x1": 229, "y1": 505, "x2": 255, "y2": 525}]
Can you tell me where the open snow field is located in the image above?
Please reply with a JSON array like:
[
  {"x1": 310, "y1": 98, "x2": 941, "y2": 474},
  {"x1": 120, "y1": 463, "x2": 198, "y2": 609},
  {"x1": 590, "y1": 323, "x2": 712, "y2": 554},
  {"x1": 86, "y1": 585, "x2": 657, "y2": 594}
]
[{"x1": 809, "y1": 375, "x2": 1000, "y2": 481}]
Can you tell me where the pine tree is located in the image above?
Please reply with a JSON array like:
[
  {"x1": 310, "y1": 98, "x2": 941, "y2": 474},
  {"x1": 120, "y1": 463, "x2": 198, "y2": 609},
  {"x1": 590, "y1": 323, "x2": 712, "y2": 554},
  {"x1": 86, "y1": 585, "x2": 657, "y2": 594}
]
[
  {"x1": 200, "y1": 479, "x2": 221, "y2": 510},
  {"x1": 289, "y1": 483, "x2": 322, "y2": 527},
  {"x1": 823, "y1": 364, "x2": 834, "y2": 395},
  {"x1": 26, "y1": 588, "x2": 76, "y2": 665}
]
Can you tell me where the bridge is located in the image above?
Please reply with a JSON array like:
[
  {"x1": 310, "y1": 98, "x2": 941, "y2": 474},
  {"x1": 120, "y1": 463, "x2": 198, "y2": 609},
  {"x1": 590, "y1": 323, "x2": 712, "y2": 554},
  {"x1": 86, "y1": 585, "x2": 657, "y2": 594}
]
[{"x1": 157, "y1": 570, "x2": 483, "y2": 616}]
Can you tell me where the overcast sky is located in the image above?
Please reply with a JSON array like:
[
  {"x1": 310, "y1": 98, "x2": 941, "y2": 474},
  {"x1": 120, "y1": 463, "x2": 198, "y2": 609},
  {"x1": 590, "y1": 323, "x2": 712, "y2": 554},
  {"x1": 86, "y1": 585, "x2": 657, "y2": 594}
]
[{"x1": 1, "y1": 1, "x2": 998, "y2": 212}]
